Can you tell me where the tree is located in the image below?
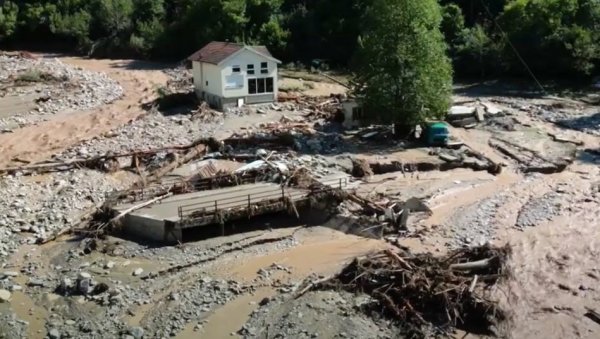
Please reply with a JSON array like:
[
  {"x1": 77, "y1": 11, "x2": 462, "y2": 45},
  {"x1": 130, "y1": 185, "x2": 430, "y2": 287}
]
[
  {"x1": 500, "y1": 0, "x2": 600, "y2": 76},
  {"x1": 353, "y1": 0, "x2": 452, "y2": 126},
  {"x1": 0, "y1": 1, "x2": 19, "y2": 41}
]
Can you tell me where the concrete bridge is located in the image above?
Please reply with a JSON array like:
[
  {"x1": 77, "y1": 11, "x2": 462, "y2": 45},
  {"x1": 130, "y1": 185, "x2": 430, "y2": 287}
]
[{"x1": 112, "y1": 173, "x2": 353, "y2": 243}]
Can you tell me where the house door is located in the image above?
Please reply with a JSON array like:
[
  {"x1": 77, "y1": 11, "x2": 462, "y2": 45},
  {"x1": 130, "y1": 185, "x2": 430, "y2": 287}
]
[{"x1": 237, "y1": 98, "x2": 244, "y2": 107}]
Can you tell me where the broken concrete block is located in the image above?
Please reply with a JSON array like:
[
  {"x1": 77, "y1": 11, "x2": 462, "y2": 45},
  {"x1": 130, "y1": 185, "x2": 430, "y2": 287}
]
[
  {"x1": 439, "y1": 153, "x2": 460, "y2": 163},
  {"x1": 476, "y1": 107, "x2": 485, "y2": 122},
  {"x1": 449, "y1": 117, "x2": 478, "y2": 127},
  {"x1": 448, "y1": 106, "x2": 476, "y2": 120},
  {"x1": 482, "y1": 102, "x2": 502, "y2": 115}
]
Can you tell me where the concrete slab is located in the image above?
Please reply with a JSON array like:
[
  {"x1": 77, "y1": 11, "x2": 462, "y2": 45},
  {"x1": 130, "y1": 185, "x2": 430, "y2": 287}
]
[{"x1": 115, "y1": 182, "x2": 312, "y2": 243}]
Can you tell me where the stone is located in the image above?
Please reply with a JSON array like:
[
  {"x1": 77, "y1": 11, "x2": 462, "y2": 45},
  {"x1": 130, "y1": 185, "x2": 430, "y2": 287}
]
[
  {"x1": 2, "y1": 271, "x2": 19, "y2": 278},
  {"x1": 133, "y1": 268, "x2": 144, "y2": 276},
  {"x1": 129, "y1": 326, "x2": 144, "y2": 339},
  {"x1": 27, "y1": 278, "x2": 45, "y2": 287},
  {"x1": 0, "y1": 289, "x2": 11, "y2": 302},
  {"x1": 60, "y1": 278, "x2": 73, "y2": 291},
  {"x1": 78, "y1": 279, "x2": 93, "y2": 295},
  {"x1": 10, "y1": 285, "x2": 22, "y2": 292},
  {"x1": 78, "y1": 272, "x2": 92, "y2": 280},
  {"x1": 104, "y1": 261, "x2": 115, "y2": 269},
  {"x1": 48, "y1": 328, "x2": 61, "y2": 339}
]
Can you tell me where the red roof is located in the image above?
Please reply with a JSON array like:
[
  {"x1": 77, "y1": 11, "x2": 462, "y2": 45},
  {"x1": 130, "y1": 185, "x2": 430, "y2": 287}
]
[{"x1": 187, "y1": 41, "x2": 277, "y2": 65}]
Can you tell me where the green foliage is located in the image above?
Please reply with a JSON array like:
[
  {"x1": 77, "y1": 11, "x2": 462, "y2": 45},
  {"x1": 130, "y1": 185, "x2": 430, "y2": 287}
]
[
  {"x1": 0, "y1": 0, "x2": 598, "y2": 80},
  {"x1": 500, "y1": 0, "x2": 600, "y2": 76},
  {"x1": 353, "y1": 0, "x2": 452, "y2": 125},
  {"x1": 454, "y1": 24, "x2": 504, "y2": 77},
  {"x1": 441, "y1": 3, "x2": 465, "y2": 44},
  {"x1": 0, "y1": 1, "x2": 19, "y2": 40}
]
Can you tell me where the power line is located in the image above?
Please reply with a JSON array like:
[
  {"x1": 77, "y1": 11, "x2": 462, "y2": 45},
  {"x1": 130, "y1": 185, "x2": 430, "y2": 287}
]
[{"x1": 478, "y1": 0, "x2": 547, "y2": 94}]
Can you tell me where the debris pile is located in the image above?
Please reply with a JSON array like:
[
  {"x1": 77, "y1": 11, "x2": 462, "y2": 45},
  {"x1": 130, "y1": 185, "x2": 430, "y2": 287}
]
[
  {"x1": 447, "y1": 102, "x2": 504, "y2": 128},
  {"x1": 312, "y1": 245, "x2": 511, "y2": 338}
]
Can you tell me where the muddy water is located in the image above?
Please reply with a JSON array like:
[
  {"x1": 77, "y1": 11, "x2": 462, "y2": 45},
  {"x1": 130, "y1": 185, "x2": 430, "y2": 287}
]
[
  {"x1": 425, "y1": 170, "x2": 521, "y2": 226},
  {"x1": 177, "y1": 288, "x2": 276, "y2": 339},
  {"x1": 9, "y1": 276, "x2": 50, "y2": 338},
  {"x1": 218, "y1": 236, "x2": 387, "y2": 283},
  {"x1": 6, "y1": 244, "x2": 55, "y2": 337}
]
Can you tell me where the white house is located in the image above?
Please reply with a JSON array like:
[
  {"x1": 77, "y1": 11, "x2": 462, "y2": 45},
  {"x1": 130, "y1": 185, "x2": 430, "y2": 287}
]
[{"x1": 187, "y1": 41, "x2": 281, "y2": 110}]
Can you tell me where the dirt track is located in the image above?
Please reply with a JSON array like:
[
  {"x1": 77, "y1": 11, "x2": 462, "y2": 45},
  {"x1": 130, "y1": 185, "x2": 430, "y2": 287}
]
[{"x1": 0, "y1": 57, "x2": 168, "y2": 166}]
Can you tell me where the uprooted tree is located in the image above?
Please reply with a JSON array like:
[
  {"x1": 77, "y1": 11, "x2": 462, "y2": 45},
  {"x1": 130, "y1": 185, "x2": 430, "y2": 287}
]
[{"x1": 353, "y1": 0, "x2": 453, "y2": 127}]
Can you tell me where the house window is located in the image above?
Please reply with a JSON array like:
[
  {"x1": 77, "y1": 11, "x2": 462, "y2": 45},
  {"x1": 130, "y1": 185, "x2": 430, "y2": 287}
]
[
  {"x1": 260, "y1": 62, "x2": 268, "y2": 74},
  {"x1": 232, "y1": 65, "x2": 241, "y2": 73},
  {"x1": 248, "y1": 78, "x2": 257, "y2": 94},
  {"x1": 248, "y1": 77, "x2": 274, "y2": 94},
  {"x1": 247, "y1": 64, "x2": 255, "y2": 75}
]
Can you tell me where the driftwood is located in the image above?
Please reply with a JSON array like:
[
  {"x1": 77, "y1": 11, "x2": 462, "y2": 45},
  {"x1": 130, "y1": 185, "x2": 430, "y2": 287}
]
[
  {"x1": 309, "y1": 244, "x2": 511, "y2": 338},
  {"x1": 137, "y1": 145, "x2": 206, "y2": 186},
  {"x1": 36, "y1": 202, "x2": 104, "y2": 244},
  {"x1": 106, "y1": 192, "x2": 173, "y2": 226},
  {"x1": 1, "y1": 141, "x2": 210, "y2": 177},
  {"x1": 450, "y1": 257, "x2": 495, "y2": 271}
]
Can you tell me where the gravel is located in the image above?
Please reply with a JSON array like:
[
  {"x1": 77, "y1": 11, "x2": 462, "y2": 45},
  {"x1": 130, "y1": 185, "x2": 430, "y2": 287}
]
[
  {"x1": 444, "y1": 193, "x2": 510, "y2": 248},
  {"x1": 244, "y1": 290, "x2": 397, "y2": 339},
  {"x1": 55, "y1": 110, "x2": 224, "y2": 160},
  {"x1": 515, "y1": 191, "x2": 564, "y2": 228},
  {"x1": 0, "y1": 55, "x2": 123, "y2": 130},
  {"x1": 0, "y1": 170, "x2": 130, "y2": 266}
]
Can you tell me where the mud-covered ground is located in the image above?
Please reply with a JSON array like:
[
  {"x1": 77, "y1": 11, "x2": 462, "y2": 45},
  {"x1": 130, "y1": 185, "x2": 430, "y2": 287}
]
[{"x1": 0, "y1": 54, "x2": 599, "y2": 339}]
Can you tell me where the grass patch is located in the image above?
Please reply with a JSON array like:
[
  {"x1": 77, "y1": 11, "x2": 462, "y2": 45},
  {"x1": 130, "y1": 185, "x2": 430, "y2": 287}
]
[{"x1": 15, "y1": 69, "x2": 63, "y2": 84}]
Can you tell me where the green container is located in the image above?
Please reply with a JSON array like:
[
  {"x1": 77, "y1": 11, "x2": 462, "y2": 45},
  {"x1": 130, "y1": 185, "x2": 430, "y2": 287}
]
[{"x1": 425, "y1": 122, "x2": 449, "y2": 145}]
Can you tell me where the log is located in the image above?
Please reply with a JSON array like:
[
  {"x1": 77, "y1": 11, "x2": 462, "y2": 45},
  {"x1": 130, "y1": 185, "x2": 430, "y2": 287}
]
[
  {"x1": 385, "y1": 249, "x2": 413, "y2": 270},
  {"x1": 139, "y1": 145, "x2": 206, "y2": 186},
  {"x1": 450, "y1": 258, "x2": 494, "y2": 271},
  {"x1": 294, "y1": 275, "x2": 334, "y2": 299},
  {"x1": 36, "y1": 202, "x2": 104, "y2": 244},
  {"x1": 0, "y1": 142, "x2": 209, "y2": 176},
  {"x1": 106, "y1": 192, "x2": 173, "y2": 226},
  {"x1": 469, "y1": 275, "x2": 479, "y2": 292},
  {"x1": 318, "y1": 72, "x2": 351, "y2": 89}
]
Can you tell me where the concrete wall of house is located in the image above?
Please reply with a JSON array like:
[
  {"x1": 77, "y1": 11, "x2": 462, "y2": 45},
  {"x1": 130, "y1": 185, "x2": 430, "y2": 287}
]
[
  {"x1": 342, "y1": 101, "x2": 361, "y2": 128},
  {"x1": 220, "y1": 49, "x2": 278, "y2": 101},
  {"x1": 122, "y1": 214, "x2": 181, "y2": 244},
  {"x1": 192, "y1": 61, "x2": 222, "y2": 97}
]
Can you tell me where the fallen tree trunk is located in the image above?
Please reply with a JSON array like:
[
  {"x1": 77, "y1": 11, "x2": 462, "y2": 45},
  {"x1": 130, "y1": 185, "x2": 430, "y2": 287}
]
[
  {"x1": 450, "y1": 257, "x2": 494, "y2": 271},
  {"x1": 1, "y1": 141, "x2": 211, "y2": 177},
  {"x1": 107, "y1": 192, "x2": 173, "y2": 226},
  {"x1": 134, "y1": 144, "x2": 207, "y2": 187}
]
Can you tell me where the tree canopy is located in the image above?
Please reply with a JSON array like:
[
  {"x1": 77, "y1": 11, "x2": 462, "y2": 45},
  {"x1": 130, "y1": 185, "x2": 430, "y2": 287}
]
[
  {"x1": 0, "y1": 0, "x2": 598, "y2": 79},
  {"x1": 353, "y1": 0, "x2": 453, "y2": 125}
]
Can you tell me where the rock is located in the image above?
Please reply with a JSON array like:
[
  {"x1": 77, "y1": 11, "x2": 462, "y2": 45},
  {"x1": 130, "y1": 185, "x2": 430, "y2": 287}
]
[
  {"x1": 48, "y1": 328, "x2": 61, "y2": 339},
  {"x1": 2, "y1": 271, "x2": 19, "y2": 278},
  {"x1": 27, "y1": 278, "x2": 45, "y2": 287},
  {"x1": 60, "y1": 278, "x2": 73, "y2": 291},
  {"x1": 10, "y1": 285, "x2": 22, "y2": 292},
  {"x1": 78, "y1": 272, "x2": 92, "y2": 280},
  {"x1": 259, "y1": 297, "x2": 271, "y2": 306},
  {"x1": 129, "y1": 326, "x2": 144, "y2": 339},
  {"x1": 78, "y1": 279, "x2": 93, "y2": 295},
  {"x1": 0, "y1": 289, "x2": 11, "y2": 302},
  {"x1": 104, "y1": 261, "x2": 115, "y2": 269},
  {"x1": 133, "y1": 268, "x2": 144, "y2": 276}
]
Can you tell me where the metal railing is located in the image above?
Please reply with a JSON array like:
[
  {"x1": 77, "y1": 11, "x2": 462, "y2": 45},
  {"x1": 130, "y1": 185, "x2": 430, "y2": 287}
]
[{"x1": 177, "y1": 177, "x2": 351, "y2": 222}]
